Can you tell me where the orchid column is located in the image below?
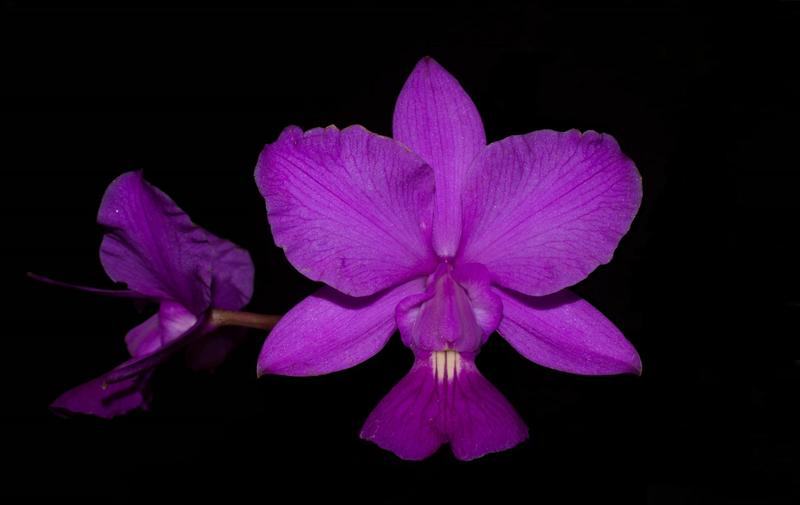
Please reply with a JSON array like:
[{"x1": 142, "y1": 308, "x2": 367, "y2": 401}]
[{"x1": 255, "y1": 57, "x2": 642, "y2": 460}]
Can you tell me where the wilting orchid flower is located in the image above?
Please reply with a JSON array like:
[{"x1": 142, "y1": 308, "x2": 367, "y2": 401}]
[
  {"x1": 40, "y1": 171, "x2": 265, "y2": 418},
  {"x1": 255, "y1": 57, "x2": 642, "y2": 460}
]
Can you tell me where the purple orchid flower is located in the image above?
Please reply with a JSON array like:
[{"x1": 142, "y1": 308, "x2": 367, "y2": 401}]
[
  {"x1": 44, "y1": 171, "x2": 255, "y2": 418},
  {"x1": 255, "y1": 57, "x2": 642, "y2": 460}
]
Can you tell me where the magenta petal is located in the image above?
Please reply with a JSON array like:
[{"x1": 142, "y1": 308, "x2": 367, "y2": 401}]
[
  {"x1": 360, "y1": 353, "x2": 528, "y2": 461},
  {"x1": 258, "y1": 278, "x2": 425, "y2": 377},
  {"x1": 124, "y1": 313, "x2": 161, "y2": 357},
  {"x1": 460, "y1": 130, "x2": 642, "y2": 296},
  {"x1": 495, "y1": 288, "x2": 642, "y2": 375},
  {"x1": 98, "y1": 171, "x2": 212, "y2": 313},
  {"x1": 450, "y1": 263, "x2": 503, "y2": 337},
  {"x1": 256, "y1": 125, "x2": 436, "y2": 297},
  {"x1": 124, "y1": 302, "x2": 198, "y2": 358},
  {"x1": 207, "y1": 233, "x2": 254, "y2": 311},
  {"x1": 105, "y1": 314, "x2": 207, "y2": 384},
  {"x1": 448, "y1": 358, "x2": 529, "y2": 460},
  {"x1": 51, "y1": 372, "x2": 151, "y2": 419},
  {"x1": 360, "y1": 359, "x2": 446, "y2": 460},
  {"x1": 393, "y1": 57, "x2": 486, "y2": 257}
]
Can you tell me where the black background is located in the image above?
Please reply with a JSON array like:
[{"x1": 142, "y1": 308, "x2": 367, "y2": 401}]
[{"x1": 3, "y1": 2, "x2": 798, "y2": 503}]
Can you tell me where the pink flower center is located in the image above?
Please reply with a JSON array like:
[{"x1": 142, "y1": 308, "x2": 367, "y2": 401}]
[{"x1": 396, "y1": 262, "x2": 502, "y2": 354}]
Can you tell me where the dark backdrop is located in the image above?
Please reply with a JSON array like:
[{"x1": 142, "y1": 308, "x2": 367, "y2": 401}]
[{"x1": 4, "y1": 2, "x2": 798, "y2": 503}]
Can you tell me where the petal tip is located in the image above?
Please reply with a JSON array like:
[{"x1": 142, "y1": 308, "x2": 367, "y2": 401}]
[
  {"x1": 418, "y1": 55, "x2": 440, "y2": 67},
  {"x1": 612, "y1": 348, "x2": 642, "y2": 376},
  {"x1": 256, "y1": 356, "x2": 287, "y2": 377},
  {"x1": 48, "y1": 397, "x2": 72, "y2": 417},
  {"x1": 256, "y1": 354, "x2": 278, "y2": 377},
  {"x1": 410, "y1": 55, "x2": 452, "y2": 82},
  {"x1": 631, "y1": 353, "x2": 643, "y2": 376},
  {"x1": 255, "y1": 352, "x2": 313, "y2": 378},
  {"x1": 620, "y1": 342, "x2": 643, "y2": 376}
]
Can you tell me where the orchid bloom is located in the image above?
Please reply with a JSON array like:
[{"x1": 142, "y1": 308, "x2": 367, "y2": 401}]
[
  {"x1": 44, "y1": 171, "x2": 258, "y2": 418},
  {"x1": 255, "y1": 57, "x2": 642, "y2": 460}
]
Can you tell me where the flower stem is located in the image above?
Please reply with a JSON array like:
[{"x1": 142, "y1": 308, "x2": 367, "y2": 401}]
[{"x1": 209, "y1": 309, "x2": 281, "y2": 330}]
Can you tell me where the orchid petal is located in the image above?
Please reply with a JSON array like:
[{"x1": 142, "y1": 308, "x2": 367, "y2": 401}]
[
  {"x1": 51, "y1": 372, "x2": 152, "y2": 419},
  {"x1": 393, "y1": 57, "x2": 486, "y2": 257},
  {"x1": 495, "y1": 288, "x2": 642, "y2": 375},
  {"x1": 450, "y1": 263, "x2": 503, "y2": 338},
  {"x1": 460, "y1": 130, "x2": 642, "y2": 296},
  {"x1": 123, "y1": 313, "x2": 160, "y2": 357},
  {"x1": 124, "y1": 302, "x2": 198, "y2": 358},
  {"x1": 98, "y1": 171, "x2": 212, "y2": 313},
  {"x1": 257, "y1": 278, "x2": 425, "y2": 377},
  {"x1": 105, "y1": 314, "x2": 207, "y2": 384},
  {"x1": 256, "y1": 125, "x2": 436, "y2": 297},
  {"x1": 206, "y1": 233, "x2": 255, "y2": 311}
]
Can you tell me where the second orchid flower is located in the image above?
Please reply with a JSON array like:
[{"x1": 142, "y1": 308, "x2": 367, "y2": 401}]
[{"x1": 45, "y1": 171, "x2": 258, "y2": 418}]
